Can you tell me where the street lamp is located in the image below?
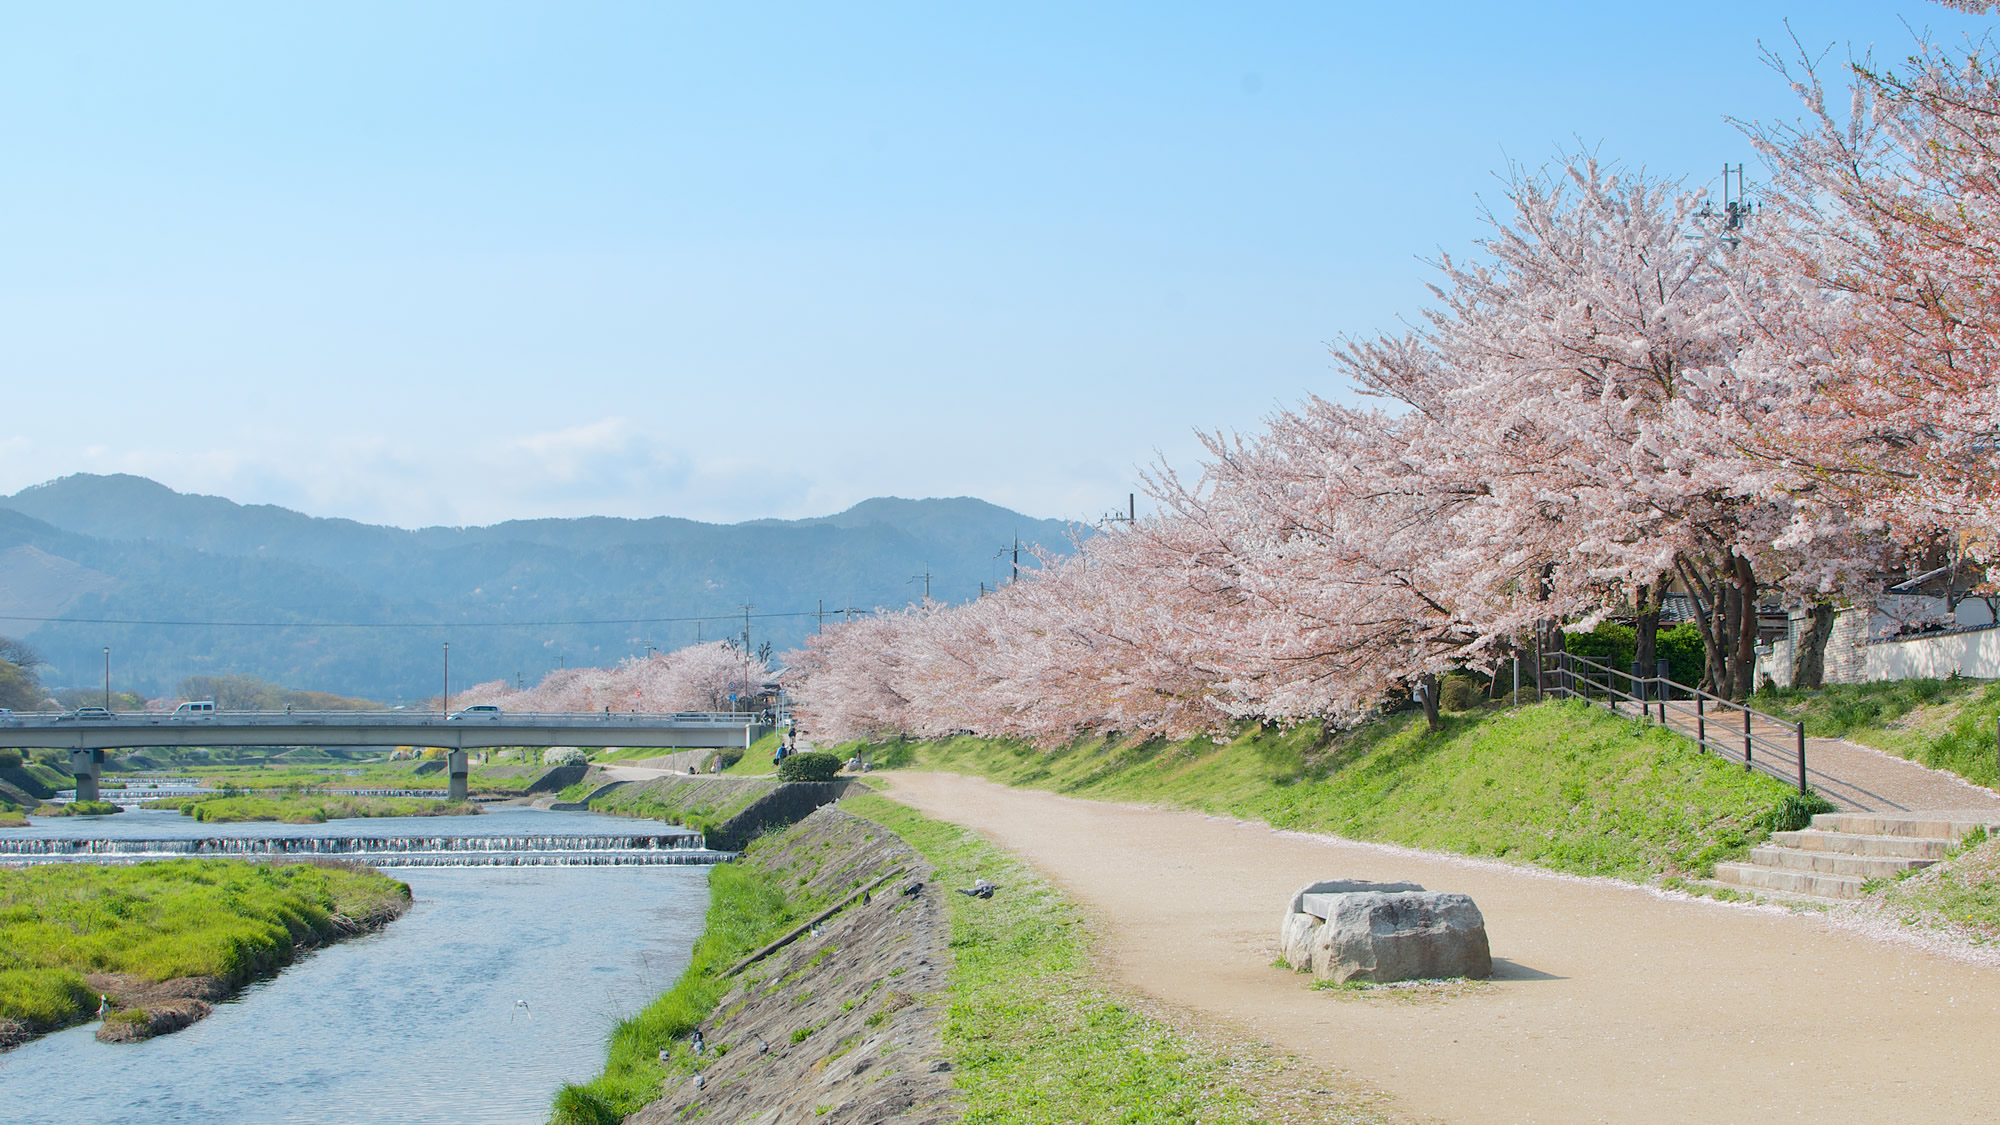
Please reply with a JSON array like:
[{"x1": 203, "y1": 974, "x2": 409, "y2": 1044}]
[
  {"x1": 103, "y1": 647, "x2": 110, "y2": 710},
  {"x1": 442, "y1": 642, "x2": 450, "y2": 716}
]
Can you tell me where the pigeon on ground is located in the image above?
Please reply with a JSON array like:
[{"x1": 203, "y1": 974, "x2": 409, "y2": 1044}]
[
  {"x1": 901, "y1": 881, "x2": 924, "y2": 897},
  {"x1": 753, "y1": 1032, "x2": 770, "y2": 1054},
  {"x1": 862, "y1": 891, "x2": 871, "y2": 905},
  {"x1": 957, "y1": 878, "x2": 998, "y2": 899},
  {"x1": 691, "y1": 1029, "x2": 705, "y2": 1054}
]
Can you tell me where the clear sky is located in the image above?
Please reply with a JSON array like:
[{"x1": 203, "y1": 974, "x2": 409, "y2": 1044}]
[{"x1": 0, "y1": 2, "x2": 1987, "y2": 528}]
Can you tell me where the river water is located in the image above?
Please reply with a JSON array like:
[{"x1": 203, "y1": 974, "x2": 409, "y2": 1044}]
[{"x1": 0, "y1": 809, "x2": 715, "y2": 1124}]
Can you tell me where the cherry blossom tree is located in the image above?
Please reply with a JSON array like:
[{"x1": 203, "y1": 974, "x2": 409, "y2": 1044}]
[{"x1": 454, "y1": 641, "x2": 770, "y2": 714}]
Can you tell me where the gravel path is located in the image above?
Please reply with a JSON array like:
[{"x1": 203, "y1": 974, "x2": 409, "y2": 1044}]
[{"x1": 879, "y1": 772, "x2": 2000, "y2": 1125}]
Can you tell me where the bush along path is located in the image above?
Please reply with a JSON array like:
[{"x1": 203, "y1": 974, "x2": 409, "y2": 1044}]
[{"x1": 0, "y1": 858, "x2": 411, "y2": 1050}]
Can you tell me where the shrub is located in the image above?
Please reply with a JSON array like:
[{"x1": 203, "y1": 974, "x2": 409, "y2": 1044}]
[
  {"x1": 0, "y1": 748, "x2": 20, "y2": 768},
  {"x1": 544, "y1": 747, "x2": 589, "y2": 767},
  {"x1": 1764, "y1": 790, "x2": 1839, "y2": 833},
  {"x1": 776, "y1": 751, "x2": 841, "y2": 783},
  {"x1": 714, "y1": 748, "x2": 744, "y2": 770},
  {"x1": 1439, "y1": 675, "x2": 1482, "y2": 712}
]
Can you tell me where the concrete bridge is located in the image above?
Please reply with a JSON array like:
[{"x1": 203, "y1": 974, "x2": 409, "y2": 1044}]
[{"x1": 0, "y1": 710, "x2": 776, "y2": 802}]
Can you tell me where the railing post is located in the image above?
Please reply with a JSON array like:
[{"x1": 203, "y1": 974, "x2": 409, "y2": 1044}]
[
  {"x1": 1796, "y1": 722, "x2": 1808, "y2": 795},
  {"x1": 1743, "y1": 705, "x2": 1753, "y2": 772},
  {"x1": 1656, "y1": 659, "x2": 1671, "y2": 722},
  {"x1": 1696, "y1": 695, "x2": 1706, "y2": 749}
]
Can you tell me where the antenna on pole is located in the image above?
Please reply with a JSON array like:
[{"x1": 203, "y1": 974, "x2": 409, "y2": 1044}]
[
  {"x1": 1698, "y1": 164, "x2": 1756, "y2": 247},
  {"x1": 1103, "y1": 493, "x2": 1137, "y2": 525},
  {"x1": 910, "y1": 565, "x2": 933, "y2": 603}
]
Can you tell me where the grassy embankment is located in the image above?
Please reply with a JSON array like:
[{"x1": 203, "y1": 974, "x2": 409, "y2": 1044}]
[
  {"x1": 549, "y1": 845, "x2": 818, "y2": 1123},
  {"x1": 842, "y1": 791, "x2": 1376, "y2": 1125},
  {"x1": 153, "y1": 793, "x2": 481, "y2": 823},
  {"x1": 857, "y1": 699, "x2": 1803, "y2": 882},
  {"x1": 583, "y1": 778, "x2": 769, "y2": 838},
  {"x1": 0, "y1": 859, "x2": 411, "y2": 1046},
  {"x1": 719, "y1": 731, "x2": 783, "y2": 777},
  {"x1": 1756, "y1": 678, "x2": 2000, "y2": 787}
]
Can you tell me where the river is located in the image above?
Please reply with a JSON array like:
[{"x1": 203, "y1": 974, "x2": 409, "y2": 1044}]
[{"x1": 0, "y1": 809, "x2": 715, "y2": 1124}]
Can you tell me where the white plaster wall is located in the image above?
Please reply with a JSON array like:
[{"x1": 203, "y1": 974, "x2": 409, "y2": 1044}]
[{"x1": 1862, "y1": 628, "x2": 2000, "y2": 681}]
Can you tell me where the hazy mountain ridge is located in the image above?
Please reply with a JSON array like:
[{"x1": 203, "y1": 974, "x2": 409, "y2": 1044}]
[{"x1": 0, "y1": 474, "x2": 1077, "y2": 701}]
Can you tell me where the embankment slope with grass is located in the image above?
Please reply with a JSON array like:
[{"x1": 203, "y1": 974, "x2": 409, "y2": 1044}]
[
  {"x1": 0, "y1": 858, "x2": 410, "y2": 1049},
  {"x1": 1758, "y1": 678, "x2": 2000, "y2": 788},
  {"x1": 863, "y1": 699, "x2": 1801, "y2": 882}
]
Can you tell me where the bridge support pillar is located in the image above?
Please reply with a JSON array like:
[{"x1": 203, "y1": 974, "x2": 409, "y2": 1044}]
[
  {"x1": 68, "y1": 748, "x2": 104, "y2": 803},
  {"x1": 448, "y1": 750, "x2": 469, "y2": 802}
]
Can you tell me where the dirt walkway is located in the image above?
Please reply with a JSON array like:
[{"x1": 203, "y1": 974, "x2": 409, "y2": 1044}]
[{"x1": 879, "y1": 773, "x2": 2000, "y2": 1125}]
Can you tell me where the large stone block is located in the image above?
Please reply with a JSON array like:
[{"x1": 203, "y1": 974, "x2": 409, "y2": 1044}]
[
  {"x1": 1279, "y1": 911, "x2": 1321, "y2": 972},
  {"x1": 1307, "y1": 891, "x2": 1491, "y2": 984}
]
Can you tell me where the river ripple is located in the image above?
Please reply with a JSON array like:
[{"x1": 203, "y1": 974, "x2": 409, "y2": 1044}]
[{"x1": 0, "y1": 860, "x2": 711, "y2": 1124}]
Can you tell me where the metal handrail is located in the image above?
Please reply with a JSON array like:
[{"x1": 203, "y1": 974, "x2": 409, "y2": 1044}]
[{"x1": 1543, "y1": 650, "x2": 1808, "y2": 794}]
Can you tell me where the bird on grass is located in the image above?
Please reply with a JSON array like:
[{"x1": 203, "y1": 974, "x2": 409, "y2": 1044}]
[
  {"x1": 901, "y1": 881, "x2": 924, "y2": 897},
  {"x1": 512, "y1": 999, "x2": 532, "y2": 1022},
  {"x1": 957, "y1": 879, "x2": 998, "y2": 899},
  {"x1": 752, "y1": 1032, "x2": 770, "y2": 1054},
  {"x1": 691, "y1": 1029, "x2": 705, "y2": 1055},
  {"x1": 96, "y1": 995, "x2": 109, "y2": 1018}
]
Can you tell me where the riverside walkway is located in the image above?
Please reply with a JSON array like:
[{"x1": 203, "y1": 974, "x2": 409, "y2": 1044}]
[{"x1": 881, "y1": 772, "x2": 2000, "y2": 1125}]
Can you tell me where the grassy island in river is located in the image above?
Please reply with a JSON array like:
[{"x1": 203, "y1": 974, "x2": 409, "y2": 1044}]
[{"x1": 0, "y1": 858, "x2": 411, "y2": 1049}]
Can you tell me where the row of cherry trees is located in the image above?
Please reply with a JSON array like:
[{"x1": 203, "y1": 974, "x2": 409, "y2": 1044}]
[
  {"x1": 453, "y1": 641, "x2": 770, "y2": 714},
  {"x1": 786, "y1": 18, "x2": 2000, "y2": 749}
]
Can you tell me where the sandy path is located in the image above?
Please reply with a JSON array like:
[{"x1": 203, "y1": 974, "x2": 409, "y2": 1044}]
[{"x1": 880, "y1": 773, "x2": 2000, "y2": 1124}]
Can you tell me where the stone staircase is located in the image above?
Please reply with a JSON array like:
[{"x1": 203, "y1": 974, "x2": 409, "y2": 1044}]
[{"x1": 1712, "y1": 813, "x2": 2000, "y2": 900}]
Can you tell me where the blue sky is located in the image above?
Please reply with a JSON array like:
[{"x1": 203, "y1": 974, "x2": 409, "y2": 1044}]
[{"x1": 0, "y1": 2, "x2": 1987, "y2": 527}]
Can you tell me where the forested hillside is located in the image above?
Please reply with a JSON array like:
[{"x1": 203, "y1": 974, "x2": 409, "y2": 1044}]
[{"x1": 0, "y1": 474, "x2": 1074, "y2": 702}]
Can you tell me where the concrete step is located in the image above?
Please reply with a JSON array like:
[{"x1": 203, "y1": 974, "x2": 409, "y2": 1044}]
[
  {"x1": 1713, "y1": 862, "x2": 1865, "y2": 899},
  {"x1": 1772, "y1": 829, "x2": 1951, "y2": 860},
  {"x1": 1811, "y1": 813, "x2": 2000, "y2": 841},
  {"x1": 1682, "y1": 877, "x2": 1853, "y2": 907},
  {"x1": 1746, "y1": 845, "x2": 1932, "y2": 879}
]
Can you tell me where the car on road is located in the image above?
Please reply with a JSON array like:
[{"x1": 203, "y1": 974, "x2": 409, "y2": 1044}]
[
  {"x1": 171, "y1": 700, "x2": 217, "y2": 718},
  {"x1": 449, "y1": 705, "x2": 503, "y2": 721},
  {"x1": 58, "y1": 706, "x2": 115, "y2": 722}
]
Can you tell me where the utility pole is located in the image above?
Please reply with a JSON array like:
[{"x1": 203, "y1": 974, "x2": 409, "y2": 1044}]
[
  {"x1": 817, "y1": 599, "x2": 824, "y2": 635},
  {"x1": 442, "y1": 642, "x2": 450, "y2": 715},
  {"x1": 911, "y1": 565, "x2": 932, "y2": 603},
  {"x1": 995, "y1": 536, "x2": 1021, "y2": 585},
  {"x1": 1103, "y1": 494, "x2": 1137, "y2": 525},
  {"x1": 102, "y1": 647, "x2": 110, "y2": 710},
  {"x1": 740, "y1": 603, "x2": 754, "y2": 653}
]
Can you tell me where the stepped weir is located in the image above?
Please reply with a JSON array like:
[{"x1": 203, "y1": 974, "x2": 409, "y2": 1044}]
[{"x1": 0, "y1": 833, "x2": 727, "y2": 867}]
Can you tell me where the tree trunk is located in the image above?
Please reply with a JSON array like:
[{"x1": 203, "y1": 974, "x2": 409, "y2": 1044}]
[
  {"x1": 1719, "y1": 580, "x2": 1741, "y2": 697},
  {"x1": 1792, "y1": 602, "x2": 1837, "y2": 690},
  {"x1": 1634, "y1": 581, "x2": 1660, "y2": 689},
  {"x1": 1731, "y1": 554, "x2": 1759, "y2": 700},
  {"x1": 1418, "y1": 672, "x2": 1441, "y2": 731}
]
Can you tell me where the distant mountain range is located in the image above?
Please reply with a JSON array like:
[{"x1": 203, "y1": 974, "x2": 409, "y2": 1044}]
[{"x1": 0, "y1": 474, "x2": 1078, "y2": 702}]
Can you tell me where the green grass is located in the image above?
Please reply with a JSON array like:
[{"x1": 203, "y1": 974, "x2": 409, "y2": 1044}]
[
  {"x1": 844, "y1": 792, "x2": 1347, "y2": 1125},
  {"x1": 548, "y1": 857, "x2": 813, "y2": 1124},
  {"x1": 0, "y1": 859, "x2": 410, "y2": 1035},
  {"x1": 38, "y1": 800, "x2": 123, "y2": 817},
  {"x1": 861, "y1": 700, "x2": 1798, "y2": 881},
  {"x1": 588, "y1": 777, "x2": 772, "y2": 837},
  {"x1": 153, "y1": 793, "x2": 481, "y2": 823},
  {"x1": 0, "y1": 809, "x2": 28, "y2": 828},
  {"x1": 1875, "y1": 828, "x2": 2000, "y2": 939},
  {"x1": 720, "y1": 731, "x2": 784, "y2": 777},
  {"x1": 1756, "y1": 678, "x2": 2000, "y2": 787}
]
